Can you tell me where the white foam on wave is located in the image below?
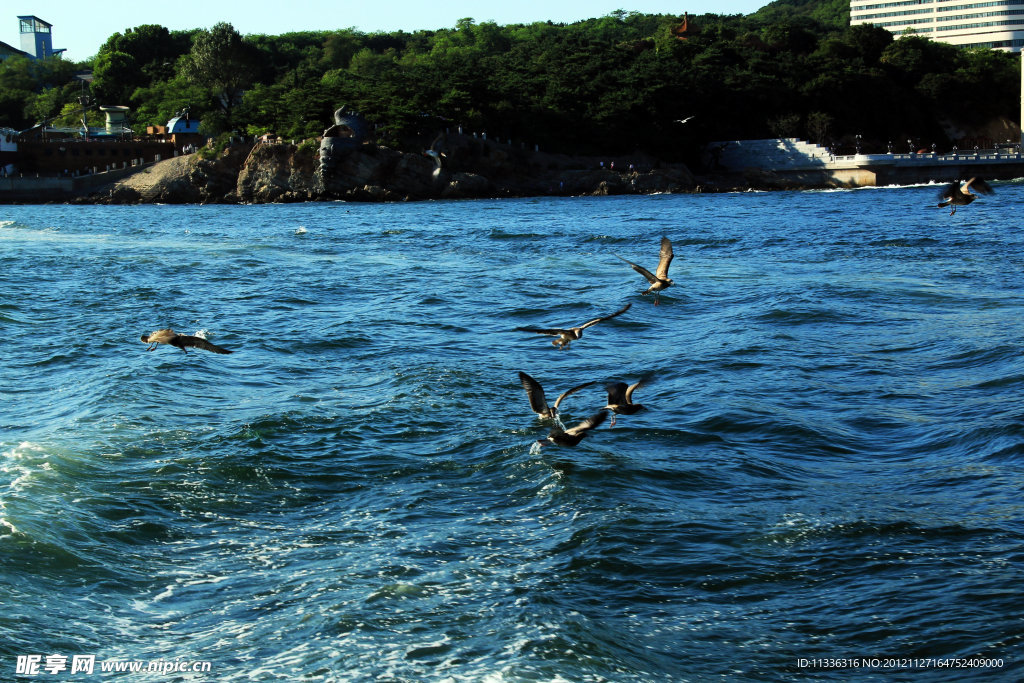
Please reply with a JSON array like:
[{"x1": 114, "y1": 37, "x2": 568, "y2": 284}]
[
  {"x1": 0, "y1": 441, "x2": 51, "y2": 536},
  {"x1": 1, "y1": 441, "x2": 48, "y2": 490},
  {"x1": 152, "y1": 584, "x2": 176, "y2": 602}
]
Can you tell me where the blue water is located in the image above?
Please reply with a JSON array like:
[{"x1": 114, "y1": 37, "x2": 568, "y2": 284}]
[{"x1": 2, "y1": 188, "x2": 1023, "y2": 681}]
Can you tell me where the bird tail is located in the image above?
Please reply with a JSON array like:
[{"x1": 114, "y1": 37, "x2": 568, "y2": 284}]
[{"x1": 937, "y1": 201, "x2": 950, "y2": 208}]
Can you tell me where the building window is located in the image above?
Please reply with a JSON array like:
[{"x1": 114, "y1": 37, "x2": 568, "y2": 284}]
[{"x1": 19, "y1": 18, "x2": 49, "y2": 34}]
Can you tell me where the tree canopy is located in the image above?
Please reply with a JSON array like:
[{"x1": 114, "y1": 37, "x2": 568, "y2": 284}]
[{"x1": 0, "y1": 2, "x2": 1019, "y2": 164}]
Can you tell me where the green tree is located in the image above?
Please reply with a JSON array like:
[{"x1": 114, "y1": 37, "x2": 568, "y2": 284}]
[
  {"x1": 131, "y1": 75, "x2": 209, "y2": 130},
  {"x1": 179, "y1": 22, "x2": 259, "y2": 132},
  {"x1": 91, "y1": 50, "x2": 137, "y2": 105}
]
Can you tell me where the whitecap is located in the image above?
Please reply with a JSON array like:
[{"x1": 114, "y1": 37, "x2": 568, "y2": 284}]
[
  {"x1": 1, "y1": 441, "x2": 48, "y2": 492},
  {"x1": 152, "y1": 584, "x2": 176, "y2": 602}
]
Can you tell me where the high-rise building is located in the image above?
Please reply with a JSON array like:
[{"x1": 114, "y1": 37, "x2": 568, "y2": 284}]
[{"x1": 849, "y1": 1, "x2": 1024, "y2": 52}]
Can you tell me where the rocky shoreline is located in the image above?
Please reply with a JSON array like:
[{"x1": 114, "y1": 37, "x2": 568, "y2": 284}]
[{"x1": 69, "y1": 135, "x2": 712, "y2": 205}]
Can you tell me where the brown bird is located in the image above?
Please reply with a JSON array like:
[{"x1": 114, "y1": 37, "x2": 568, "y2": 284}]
[
  {"x1": 518, "y1": 371, "x2": 595, "y2": 421},
  {"x1": 516, "y1": 303, "x2": 631, "y2": 350},
  {"x1": 617, "y1": 236, "x2": 674, "y2": 304},
  {"x1": 538, "y1": 410, "x2": 609, "y2": 447},
  {"x1": 141, "y1": 329, "x2": 233, "y2": 354},
  {"x1": 937, "y1": 177, "x2": 993, "y2": 215},
  {"x1": 604, "y1": 380, "x2": 647, "y2": 426}
]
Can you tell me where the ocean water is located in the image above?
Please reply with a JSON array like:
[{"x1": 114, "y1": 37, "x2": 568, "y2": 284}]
[{"x1": 2, "y1": 187, "x2": 1023, "y2": 681}]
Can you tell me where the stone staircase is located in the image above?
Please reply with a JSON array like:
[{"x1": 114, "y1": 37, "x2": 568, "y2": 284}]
[{"x1": 708, "y1": 138, "x2": 834, "y2": 171}]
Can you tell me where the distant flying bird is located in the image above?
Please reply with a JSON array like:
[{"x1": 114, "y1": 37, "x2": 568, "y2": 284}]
[
  {"x1": 604, "y1": 380, "x2": 647, "y2": 426},
  {"x1": 516, "y1": 303, "x2": 631, "y2": 350},
  {"x1": 674, "y1": 116, "x2": 695, "y2": 124},
  {"x1": 424, "y1": 133, "x2": 447, "y2": 179},
  {"x1": 141, "y1": 329, "x2": 233, "y2": 354},
  {"x1": 617, "y1": 236, "x2": 674, "y2": 304},
  {"x1": 538, "y1": 410, "x2": 609, "y2": 447},
  {"x1": 937, "y1": 177, "x2": 993, "y2": 215},
  {"x1": 518, "y1": 371, "x2": 596, "y2": 420}
]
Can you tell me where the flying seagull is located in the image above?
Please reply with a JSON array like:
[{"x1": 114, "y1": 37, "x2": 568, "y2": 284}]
[
  {"x1": 141, "y1": 329, "x2": 233, "y2": 354},
  {"x1": 617, "y1": 236, "x2": 674, "y2": 304},
  {"x1": 604, "y1": 380, "x2": 647, "y2": 426},
  {"x1": 516, "y1": 303, "x2": 631, "y2": 350},
  {"x1": 424, "y1": 133, "x2": 447, "y2": 179},
  {"x1": 538, "y1": 410, "x2": 609, "y2": 447},
  {"x1": 518, "y1": 371, "x2": 596, "y2": 421},
  {"x1": 937, "y1": 177, "x2": 993, "y2": 215},
  {"x1": 674, "y1": 115, "x2": 695, "y2": 124}
]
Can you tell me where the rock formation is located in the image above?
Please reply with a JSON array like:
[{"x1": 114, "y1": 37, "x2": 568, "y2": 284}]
[{"x1": 81, "y1": 131, "x2": 697, "y2": 204}]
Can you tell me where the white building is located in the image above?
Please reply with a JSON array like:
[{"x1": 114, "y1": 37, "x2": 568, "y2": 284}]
[{"x1": 849, "y1": 1, "x2": 1024, "y2": 52}]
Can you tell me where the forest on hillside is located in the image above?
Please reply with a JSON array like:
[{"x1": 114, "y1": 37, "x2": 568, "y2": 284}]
[{"x1": 0, "y1": 0, "x2": 1018, "y2": 165}]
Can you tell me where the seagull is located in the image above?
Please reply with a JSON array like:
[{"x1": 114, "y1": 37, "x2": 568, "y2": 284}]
[
  {"x1": 617, "y1": 236, "x2": 673, "y2": 304},
  {"x1": 937, "y1": 177, "x2": 993, "y2": 215},
  {"x1": 424, "y1": 134, "x2": 447, "y2": 179},
  {"x1": 141, "y1": 329, "x2": 233, "y2": 354},
  {"x1": 538, "y1": 410, "x2": 609, "y2": 447},
  {"x1": 674, "y1": 116, "x2": 695, "y2": 124},
  {"x1": 604, "y1": 380, "x2": 647, "y2": 426},
  {"x1": 518, "y1": 371, "x2": 596, "y2": 422},
  {"x1": 516, "y1": 303, "x2": 631, "y2": 350}
]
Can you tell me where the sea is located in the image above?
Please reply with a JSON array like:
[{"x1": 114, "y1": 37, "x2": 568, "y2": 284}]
[{"x1": 2, "y1": 186, "x2": 1023, "y2": 682}]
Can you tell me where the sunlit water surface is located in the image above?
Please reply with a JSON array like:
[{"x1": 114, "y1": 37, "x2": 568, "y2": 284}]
[{"x1": 2, "y1": 187, "x2": 1023, "y2": 680}]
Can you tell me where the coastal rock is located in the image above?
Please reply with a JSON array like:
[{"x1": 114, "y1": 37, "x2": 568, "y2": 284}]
[
  {"x1": 84, "y1": 134, "x2": 697, "y2": 204},
  {"x1": 627, "y1": 168, "x2": 694, "y2": 193},
  {"x1": 441, "y1": 172, "x2": 492, "y2": 199},
  {"x1": 237, "y1": 142, "x2": 319, "y2": 203}
]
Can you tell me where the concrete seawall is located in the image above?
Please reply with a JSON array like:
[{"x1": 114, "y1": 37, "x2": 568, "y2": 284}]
[
  {"x1": 0, "y1": 163, "x2": 151, "y2": 203},
  {"x1": 709, "y1": 138, "x2": 1024, "y2": 188}
]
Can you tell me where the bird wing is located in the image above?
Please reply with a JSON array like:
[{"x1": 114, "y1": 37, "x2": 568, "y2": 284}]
[
  {"x1": 579, "y1": 302, "x2": 632, "y2": 330},
  {"x1": 518, "y1": 371, "x2": 549, "y2": 414},
  {"x1": 966, "y1": 177, "x2": 994, "y2": 195},
  {"x1": 656, "y1": 237, "x2": 674, "y2": 280},
  {"x1": 178, "y1": 335, "x2": 233, "y2": 354},
  {"x1": 566, "y1": 410, "x2": 609, "y2": 436},
  {"x1": 624, "y1": 379, "x2": 645, "y2": 404},
  {"x1": 938, "y1": 181, "x2": 963, "y2": 201},
  {"x1": 552, "y1": 380, "x2": 597, "y2": 410},
  {"x1": 617, "y1": 254, "x2": 658, "y2": 284},
  {"x1": 516, "y1": 326, "x2": 566, "y2": 337},
  {"x1": 605, "y1": 381, "x2": 628, "y2": 405}
]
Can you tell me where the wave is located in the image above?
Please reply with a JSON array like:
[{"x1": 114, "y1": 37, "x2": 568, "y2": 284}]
[
  {"x1": 754, "y1": 306, "x2": 850, "y2": 326},
  {"x1": 488, "y1": 228, "x2": 546, "y2": 240}
]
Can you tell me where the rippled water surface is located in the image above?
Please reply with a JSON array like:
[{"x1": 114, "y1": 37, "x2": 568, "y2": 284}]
[{"x1": 2, "y1": 187, "x2": 1024, "y2": 681}]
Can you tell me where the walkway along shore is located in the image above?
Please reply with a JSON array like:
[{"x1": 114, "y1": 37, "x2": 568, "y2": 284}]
[{"x1": 708, "y1": 137, "x2": 1024, "y2": 189}]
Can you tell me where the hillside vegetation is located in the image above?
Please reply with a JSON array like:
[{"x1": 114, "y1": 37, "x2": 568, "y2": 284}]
[{"x1": 0, "y1": 1, "x2": 1018, "y2": 164}]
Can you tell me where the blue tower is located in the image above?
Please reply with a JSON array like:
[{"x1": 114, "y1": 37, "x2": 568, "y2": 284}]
[{"x1": 18, "y1": 16, "x2": 65, "y2": 59}]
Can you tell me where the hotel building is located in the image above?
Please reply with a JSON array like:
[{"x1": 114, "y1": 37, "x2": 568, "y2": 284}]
[{"x1": 849, "y1": 1, "x2": 1024, "y2": 51}]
